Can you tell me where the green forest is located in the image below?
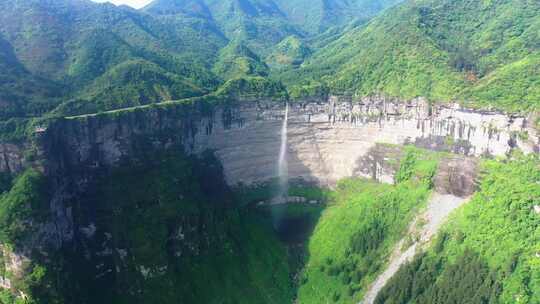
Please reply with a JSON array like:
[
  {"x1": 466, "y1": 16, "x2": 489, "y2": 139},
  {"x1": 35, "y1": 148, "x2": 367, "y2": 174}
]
[
  {"x1": 0, "y1": 0, "x2": 538, "y2": 125},
  {"x1": 376, "y1": 154, "x2": 540, "y2": 304}
]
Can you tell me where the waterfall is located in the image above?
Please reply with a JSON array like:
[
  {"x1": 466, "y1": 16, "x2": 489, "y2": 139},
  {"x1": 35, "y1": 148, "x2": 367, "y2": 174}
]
[{"x1": 278, "y1": 102, "x2": 289, "y2": 201}]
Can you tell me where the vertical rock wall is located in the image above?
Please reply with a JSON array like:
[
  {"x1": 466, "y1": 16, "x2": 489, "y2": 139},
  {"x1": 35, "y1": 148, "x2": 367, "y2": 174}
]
[
  {"x1": 12, "y1": 96, "x2": 539, "y2": 186},
  {"x1": 191, "y1": 96, "x2": 538, "y2": 185}
]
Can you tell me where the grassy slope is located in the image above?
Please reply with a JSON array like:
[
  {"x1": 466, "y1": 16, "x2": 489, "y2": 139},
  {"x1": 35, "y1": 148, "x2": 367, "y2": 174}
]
[
  {"x1": 296, "y1": 147, "x2": 440, "y2": 303},
  {"x1": 52, "y1": 59, "x2": 205, "y2": 116},
  {"x1": 376, "y1": 154, "x2": 540, "y2": 304}
]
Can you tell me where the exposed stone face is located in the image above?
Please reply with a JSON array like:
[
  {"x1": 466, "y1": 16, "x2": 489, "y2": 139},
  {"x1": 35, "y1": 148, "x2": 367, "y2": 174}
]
[
  {"x1": 353, "y1": 144, "x2": 403, "y2": 184},
  {"x1": 207, "y1": 97, "x2": 536, "y2": 185},
  {"x1": 434, "y1": 157, "x2": 478, "y2": 197},
  {"x1": 0, "y1": 143, "x2": 26, "y2": 173},
  {"x1": 34, "y1": 96, "x2": 538, "y2": 187}
]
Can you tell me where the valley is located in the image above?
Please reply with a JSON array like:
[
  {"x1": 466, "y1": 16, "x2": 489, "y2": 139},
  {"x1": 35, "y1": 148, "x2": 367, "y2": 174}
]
[{"x1": 0, "y1": 0, "x2": 538, "y2": 303}]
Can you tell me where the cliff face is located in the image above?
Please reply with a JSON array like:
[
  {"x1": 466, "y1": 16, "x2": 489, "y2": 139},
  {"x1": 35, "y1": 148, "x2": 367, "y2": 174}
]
[
  {"x1": 2, "y1": 94, "x2": 535, "y2": 249},
  {"x1": 37, "y1": 96, "x2": 538, "y2": 186},
  {"x1": 0, "y1": 143, "x2": 26, "y2": 174}
]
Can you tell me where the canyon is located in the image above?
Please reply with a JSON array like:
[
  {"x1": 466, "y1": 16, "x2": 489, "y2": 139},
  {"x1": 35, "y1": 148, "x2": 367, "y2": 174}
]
[
  {"x1": 0, "y1": 95, "x2": 535, "y2": 252},
  {"x1": 1, "y1": 94, "x2": 531, "y2": 249},
  {"x1": 0, "y1": 95, "x2": 537, "y2": 303}
]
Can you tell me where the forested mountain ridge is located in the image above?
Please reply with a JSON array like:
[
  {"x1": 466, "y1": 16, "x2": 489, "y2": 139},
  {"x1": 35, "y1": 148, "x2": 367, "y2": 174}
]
[
  {"x1": 272, "y1": 0, "x2": 403, "y2": 34},
  {"x1": 282, "y1": 0, "x2": 540, "y2": 111},
  {"x1": 144, "y1": 0, "x2": 402, "y2": 54},
  {"x1": 0, "y1": 0, "x2": 402, "y2": 121},
  {"x1": 2, "y1": 0, "x2": 536, "y2": 121},
  {"x1": 0, "y1": 0, "x2": 226, "y2": 118}
]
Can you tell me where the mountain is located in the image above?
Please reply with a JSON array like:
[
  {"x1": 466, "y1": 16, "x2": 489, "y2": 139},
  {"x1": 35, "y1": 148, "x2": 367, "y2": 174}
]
[
  {"x1": 0, "y1": 0, "x2": 538, "y2": 303},
  {"x1": 0, "y1": 0, "x2": 405, "y2": 119},
  {"x1": 0, "y1": 35, "x2": 62, "y2": 119},
  {"x1": 144, "y1": 0, "x2": 404, "y2": 57},
  {"x1": 282, "y1": 0, "x2": 540, "y2": 111},
  {"x1": 266, "y1": 35, "x2": 311, "y2": 69},
  {"x1": 273, "y1": 0, "x2": 403, "y2": 34},
  {"x1": 144, "y1": 0, "x2": 299, "y2": 56},
  {"x1": 0, "y1": 0, "x2": 227, "y2": 117}
]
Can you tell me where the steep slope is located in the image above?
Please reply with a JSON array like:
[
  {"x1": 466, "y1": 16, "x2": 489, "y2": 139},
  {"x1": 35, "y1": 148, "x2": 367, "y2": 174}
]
[
  {"x1": 273, "y1": 0, "x2": 403, "y2": 34},
  {"x1": 375, "y1": 154, "x2": 540, "y2": 303},
  {"x1": 296, "y1": 148, "x2": 440, "y2": 303},
  {"x1": 0, "y1": 0, "x2": 226, "y2": 117},
  {"x1": 363, "y1": 193, "x2": 470, "y2": 304},
  {"x1": 145, "y1": 0, "x2": 300, "y2": 56},
  {"x1": 284, "y1": 0, "x2": 540, "y2": 111},
  {"x1": 266, "y1": 35, "x2": 311, "y2": 70},
  {"x1": 0, "y1": 35, "x2": 62, "y2": 119}
]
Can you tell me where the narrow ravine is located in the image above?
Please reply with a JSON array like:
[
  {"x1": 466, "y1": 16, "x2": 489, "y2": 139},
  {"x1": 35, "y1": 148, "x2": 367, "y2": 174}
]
[{"x1": 361, "y1": 192, "x2": 470, "y2": 304}]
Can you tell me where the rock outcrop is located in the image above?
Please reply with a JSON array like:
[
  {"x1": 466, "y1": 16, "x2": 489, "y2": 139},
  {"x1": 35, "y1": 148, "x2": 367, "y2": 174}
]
[{"x1": 0, "y1": 143, "x2": 26, "y2": 173}]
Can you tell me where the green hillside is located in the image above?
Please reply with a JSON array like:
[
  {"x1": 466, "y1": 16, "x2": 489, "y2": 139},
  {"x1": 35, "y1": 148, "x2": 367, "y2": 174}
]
[
  {"x1": 0, "y1": 0, "x2": 226, "y2": 117},
  {"x1": 1, "y1": 0, "x2": 537, "y2": 119},
  {"x1": 0, "y1": 35, "x2": 62, "y2": 119},
  {"x1": 273, "y1": 0, "x2": 402, "y2": 34},
  {"x1": 296, "y1": 147, "x2": 440, "y2": 303},
  {"x1": 266, "y1": 35, "x2": 311, "y2": 69},
  {"x1": 376, "y1": 154, "x2": 540, "y2": 304},
  {"x1": 144, "y1": 0, "x2": 301, "y2": 57},
  {"x1": 282, "y1": 0, "x2": 540, "y2": 111},
  {"x1": 0, "y1": 0, "x2": 402, "y2": 119}
]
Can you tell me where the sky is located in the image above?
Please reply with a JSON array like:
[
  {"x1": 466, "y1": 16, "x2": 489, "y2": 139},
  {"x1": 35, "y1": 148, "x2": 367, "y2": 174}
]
[{"x1": 92, "y1": 0, "x2": 154, "y2": 9}]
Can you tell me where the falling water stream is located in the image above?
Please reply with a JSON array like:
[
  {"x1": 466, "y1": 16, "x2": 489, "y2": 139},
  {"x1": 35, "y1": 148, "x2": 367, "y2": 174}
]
[
  {"x1": 278, "y1": 102, "x2": 289, "y2": 201},
  {"x1": 272, "y1": 102, "x2": 289, "y2": 230}
]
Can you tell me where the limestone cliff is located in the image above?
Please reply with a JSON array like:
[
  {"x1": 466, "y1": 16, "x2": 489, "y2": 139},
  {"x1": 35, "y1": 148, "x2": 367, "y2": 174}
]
[
  {"x1": 0, "y1": 95, "x2": 535, "y2": 250},
  {"x1": 33, "y1": 95, "x2": 539, "y2": 186}
]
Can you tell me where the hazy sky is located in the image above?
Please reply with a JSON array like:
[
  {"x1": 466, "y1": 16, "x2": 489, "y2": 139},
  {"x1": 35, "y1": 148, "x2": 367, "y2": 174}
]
[{"x1": 92, "y1": 0, "x2": 153, "y2": 9}]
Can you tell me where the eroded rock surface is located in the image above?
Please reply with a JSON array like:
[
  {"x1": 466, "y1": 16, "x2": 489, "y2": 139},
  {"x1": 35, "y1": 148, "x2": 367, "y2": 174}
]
[
  {"x1": 434, "y1": 157, "x2": 478, "y2": 197},
  {"x1": 29, "y1": 96, "x2": 538, "y2": 187}
]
